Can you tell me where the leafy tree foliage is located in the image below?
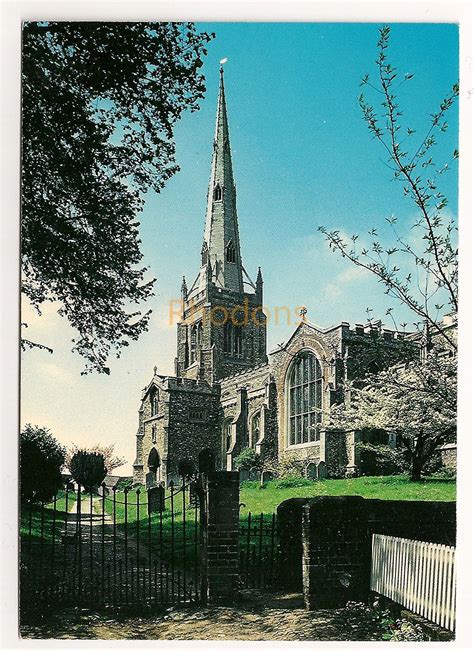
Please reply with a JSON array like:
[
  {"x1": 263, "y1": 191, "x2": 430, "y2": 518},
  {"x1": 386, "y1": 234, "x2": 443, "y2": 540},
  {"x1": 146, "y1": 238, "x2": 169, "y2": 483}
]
[
  {"x1": 20, "y1": 424, "x2": 66, "y2": 502},
  {"x1": 177, "y1": 459, "x2": 196, "y2": 479},
  {"x1": 319, "y1": 25, "x2": 458, "y2": 349},
  {"x1": 234, "y1": 448, "x2": 262, "y2": 473},
  {"x1": 69, "y1": 450, "x2": 107, "y2": 492},
  {"x1": 328, "y1": 352, "x2": 456, "y2": 481},
  {"x1": 22, "y1": 22, "x2": 213, "y2": 373},
  {"x1": 65, "y1": 442, "x2": 125, "y2": 474}
]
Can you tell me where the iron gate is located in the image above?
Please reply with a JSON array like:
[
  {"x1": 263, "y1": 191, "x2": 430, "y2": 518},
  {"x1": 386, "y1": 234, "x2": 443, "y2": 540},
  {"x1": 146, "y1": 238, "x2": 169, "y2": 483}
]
[
  {"x1": 20, "y1": 478, "x2": 203, "y2": 618},
  {"x1": 238, "y1": 511, "x2": 281, "y2": 589}
]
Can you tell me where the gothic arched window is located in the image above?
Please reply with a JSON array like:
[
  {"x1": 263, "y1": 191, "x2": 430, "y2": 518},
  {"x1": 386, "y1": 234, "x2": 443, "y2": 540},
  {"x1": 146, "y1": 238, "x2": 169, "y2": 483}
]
[
  {"x1": 226, "y1": 240, "x2": 236, "y2": 263},
  {"x1": 190, "y1": 324, "x2": 197, "y2": 364},
  {"x1": 250, "y1": 411, "x2": 261, "y2": 449},
  {"x1": 214, "y1": 184, "x2": 222, "y2": 201},
  {"x1": 234, "y1": 325, "x2": 243, "y2": 357},
  {"x1": 224, "y1": 321, "x2": 232, "y2": 354},
  {"x1": 196, "y1": 321, "x2": 203, "y2": 348},
  {"x1": 150, "y1": 390, "x2": 158, "y2": 416},
  {"x1": 287, "y1": 351, "x2": 322, "y2": 446}
]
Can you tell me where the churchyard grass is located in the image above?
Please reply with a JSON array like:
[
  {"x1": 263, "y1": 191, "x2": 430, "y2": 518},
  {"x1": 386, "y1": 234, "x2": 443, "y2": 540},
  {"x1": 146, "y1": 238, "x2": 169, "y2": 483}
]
[
  {"x1": 20, "y1": 489, "x2": 78, "y2": 540},
  {"x1": 239, "y1": 475, "x2": 455, "y2": 515},
  {"x1": 99, "y1": 475, "x2": 454, "y2": 563}
]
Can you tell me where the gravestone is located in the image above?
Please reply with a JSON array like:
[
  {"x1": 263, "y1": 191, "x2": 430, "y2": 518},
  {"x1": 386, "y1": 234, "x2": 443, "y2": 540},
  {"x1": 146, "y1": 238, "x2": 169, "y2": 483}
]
[
  {"x1": 189, "y1": 480, "x2": 202, "y2": 508},
  {"x1": 239, "y1": 469, "x2": 249, "y2": 482},
  {"x1": 260, "y1": 470, "x2": 273, "y2": 486},
  {"x1": 249, "y1": 468, "x2": 259, "y2": 481},
  {"x1": 148, "y1": 484, "x2": 165, "y2": 514},
  {"x1": 306, "y1": 462, "x2": 317, "y2": 480},
  {"x1": 317, "y1": 461, "x2": 327, "y2": 479},
  {"x1": 146, "y1": 471, "x2": 156, "y2": 489}
]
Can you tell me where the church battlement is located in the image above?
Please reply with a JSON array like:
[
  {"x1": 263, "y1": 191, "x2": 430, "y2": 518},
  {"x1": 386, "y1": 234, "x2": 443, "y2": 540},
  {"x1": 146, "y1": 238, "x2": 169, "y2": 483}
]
[
  {"x1": 163, "y1": 376, "x2": 220, "y2": 394},
  {"x1": 304, "y1": 319, "x2": 412, "y2": 342},
  {"x1": 339, "y1": 321, "x2": 410, "y2": 341}
]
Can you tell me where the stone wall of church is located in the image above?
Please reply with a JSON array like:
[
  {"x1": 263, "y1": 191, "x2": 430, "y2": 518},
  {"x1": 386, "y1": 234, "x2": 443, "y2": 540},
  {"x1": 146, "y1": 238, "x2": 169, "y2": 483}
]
[
  {"x1": 219, "y1": 363, "x2": 278, "y2": 468},
  {"x1": 133, "y1": 380, "x2": 170, "y2": 485},
  {"x1": 165, "y1": 378, "x2": 221, "y2": 483}
]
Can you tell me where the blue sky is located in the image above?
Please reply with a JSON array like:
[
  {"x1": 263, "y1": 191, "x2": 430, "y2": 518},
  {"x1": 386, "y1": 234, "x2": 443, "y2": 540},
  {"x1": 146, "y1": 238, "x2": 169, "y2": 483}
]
[{"x1": 21, "y1": 22, "x2": 459, "y2": 474}]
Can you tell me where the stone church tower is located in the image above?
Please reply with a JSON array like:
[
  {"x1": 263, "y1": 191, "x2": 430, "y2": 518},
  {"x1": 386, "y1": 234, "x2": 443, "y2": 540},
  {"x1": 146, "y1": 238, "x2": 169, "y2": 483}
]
[{"x1": 175, "y1": 68, "x2": 267, "y2": 384}]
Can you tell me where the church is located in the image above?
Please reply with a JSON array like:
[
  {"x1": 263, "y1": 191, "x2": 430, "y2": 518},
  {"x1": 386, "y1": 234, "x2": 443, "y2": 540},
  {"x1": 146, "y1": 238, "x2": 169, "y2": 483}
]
[{"x1": 132, "y1": 68, "x2": 412, "y2": 486}]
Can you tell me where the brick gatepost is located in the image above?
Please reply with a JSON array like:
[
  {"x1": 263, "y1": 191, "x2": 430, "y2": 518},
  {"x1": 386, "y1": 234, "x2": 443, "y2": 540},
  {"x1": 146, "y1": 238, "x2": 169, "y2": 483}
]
[{"x1": 201, "y1": 471, "x2": 240, "y2": 603}]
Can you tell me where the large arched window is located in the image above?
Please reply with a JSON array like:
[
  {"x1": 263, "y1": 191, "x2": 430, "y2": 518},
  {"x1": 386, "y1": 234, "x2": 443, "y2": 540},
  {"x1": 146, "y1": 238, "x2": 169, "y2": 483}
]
[{"x1": 288, "y1": 351, "x2": 322, "y2": 446}]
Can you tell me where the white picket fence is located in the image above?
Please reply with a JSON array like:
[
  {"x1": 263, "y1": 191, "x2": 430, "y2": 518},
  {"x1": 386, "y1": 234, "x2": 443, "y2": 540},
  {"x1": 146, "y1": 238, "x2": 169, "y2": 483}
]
[{"x1": 370, "y1": 534, "x2": 456, "y2": 631}]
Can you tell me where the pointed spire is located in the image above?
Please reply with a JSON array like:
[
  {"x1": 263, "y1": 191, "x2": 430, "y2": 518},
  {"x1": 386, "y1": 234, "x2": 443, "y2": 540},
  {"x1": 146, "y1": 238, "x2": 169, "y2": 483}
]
[
  {"x1": 181, "y1": 275, "x2": 187, "y2": 300},
  {"x1": 201, "y1": 67, "x2": 243, "y2": 294},
  {"x1": 256, "y1": 266, "x2": 263, "y2": 301}
]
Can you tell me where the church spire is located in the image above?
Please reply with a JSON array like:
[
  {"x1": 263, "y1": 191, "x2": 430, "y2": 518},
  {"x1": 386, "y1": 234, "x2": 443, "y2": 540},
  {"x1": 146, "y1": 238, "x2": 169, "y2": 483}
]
[{"x1": 202, "y1": 66, "x2": 244, "y2": 293}]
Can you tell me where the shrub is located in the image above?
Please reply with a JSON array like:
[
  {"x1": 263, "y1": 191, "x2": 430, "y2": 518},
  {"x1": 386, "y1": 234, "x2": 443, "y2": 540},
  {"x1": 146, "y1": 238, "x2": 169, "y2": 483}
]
[
  {"x1": 20, "y1": 424, "x2": 66, "y2": 502},
  {"x1": 337, "y1": 601, "x2": 394, "y2": 640},
  {"x1": 70, "y1": 450, "x2": 107, "y2": 492},
  {"x1": 178, "y1": 459, "x2": 196, "y2": 479},
  {"x1": 275, "y1": 476, "x2": 315, "y2": 489},
  {"x1": 235, "y1": 448, "x2": 262, "y2": 472},
  {"x1": 116, "y1": 477, "x2": 133, "y2": 491},
  {"x1": 389, "y1": 619, "x2": 428, "y2": 641},
  {"x1": 431, "y1": 465, "x2": 456, "y2": 479},
  {"x1": 274, "y1": 455, "x2": 305, "y2": 479}
]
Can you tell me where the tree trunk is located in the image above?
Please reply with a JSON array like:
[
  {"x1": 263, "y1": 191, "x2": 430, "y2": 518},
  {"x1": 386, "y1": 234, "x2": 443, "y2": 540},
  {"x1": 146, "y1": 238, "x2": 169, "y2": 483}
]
[{"x1": 410, "y1": 455, "x2": 424, "y2": 481}]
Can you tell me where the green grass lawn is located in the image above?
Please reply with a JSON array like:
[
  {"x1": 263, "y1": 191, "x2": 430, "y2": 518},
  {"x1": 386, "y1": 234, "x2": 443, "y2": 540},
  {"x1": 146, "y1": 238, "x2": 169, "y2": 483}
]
[
  {"x1": 239, "y1": 475, "x2": 455, "y2": 515},
  {"x1": 20, "y1": 489, "x2": 79, "y2": 540}
]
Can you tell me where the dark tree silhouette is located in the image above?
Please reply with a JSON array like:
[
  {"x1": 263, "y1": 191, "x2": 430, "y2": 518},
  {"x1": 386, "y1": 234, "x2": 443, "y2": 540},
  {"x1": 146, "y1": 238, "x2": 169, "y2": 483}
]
[
  {"x1": 21, "y1": 22, "x2": 214, "y2": 373},
  {"x1": 20, "y1": 425, "x2": 66, "y2": 502},
  {"x1": 70, "y1": 450, "x2": 107, "y2": 492}
]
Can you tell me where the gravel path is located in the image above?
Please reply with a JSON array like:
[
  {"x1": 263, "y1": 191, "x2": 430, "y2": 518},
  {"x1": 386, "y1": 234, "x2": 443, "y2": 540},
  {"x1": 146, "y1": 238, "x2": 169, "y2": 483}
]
[{"x1": 20, "y1": 598, "x2": 367, "y2": 641}]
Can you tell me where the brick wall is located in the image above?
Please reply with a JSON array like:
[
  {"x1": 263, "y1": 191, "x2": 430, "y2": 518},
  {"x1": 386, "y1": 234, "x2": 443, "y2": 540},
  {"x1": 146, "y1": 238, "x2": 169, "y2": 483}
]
[
  {"x1": 277, "y1": 496, "x2": 456, "y2": 609},
  {"x1": 201, "y1": 471, "x2": 240, "y2": 603}
]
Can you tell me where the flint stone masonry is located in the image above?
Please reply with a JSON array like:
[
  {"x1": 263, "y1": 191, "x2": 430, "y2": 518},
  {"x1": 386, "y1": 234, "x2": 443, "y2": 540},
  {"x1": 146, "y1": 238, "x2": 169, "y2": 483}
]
[
  {"x1": 297, "y1": 496, "x2": 456, "y2": 610},
  {"x1": 201, "y1": 471, "x2": 240, "y2": 603}
]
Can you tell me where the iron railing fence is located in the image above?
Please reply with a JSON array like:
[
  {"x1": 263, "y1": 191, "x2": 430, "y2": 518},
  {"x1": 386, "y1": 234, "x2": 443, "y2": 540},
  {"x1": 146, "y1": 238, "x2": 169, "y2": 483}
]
[
  {"x1": 20, "y1": 478, "x2": 203, "y2": 618},
  {"x1": 238, "y1": 512, "x2": 280, "y2": 589}
]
